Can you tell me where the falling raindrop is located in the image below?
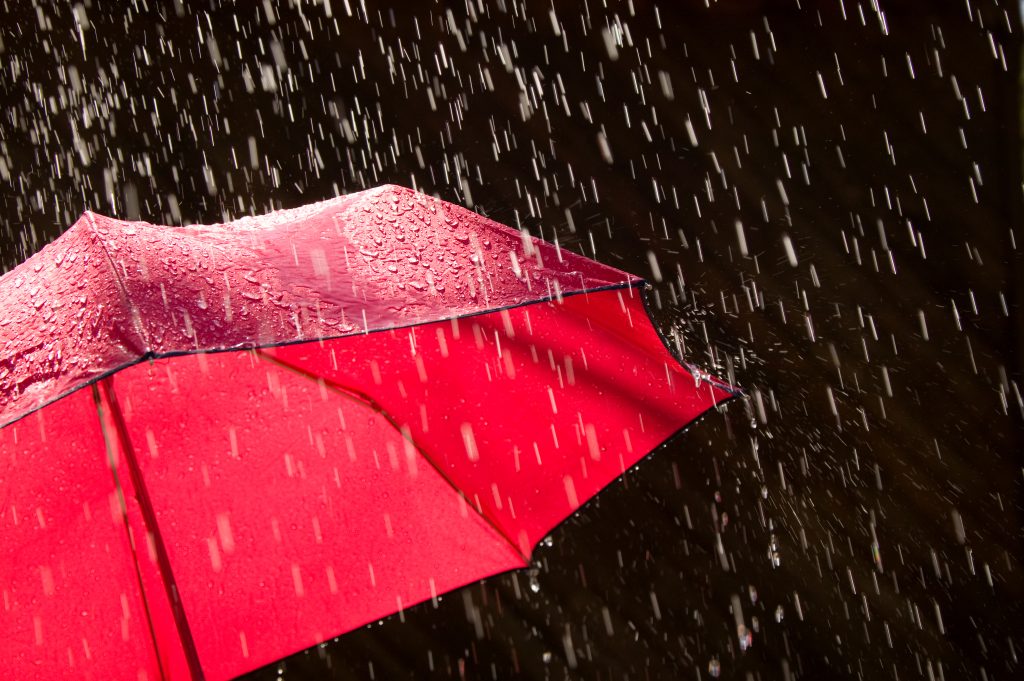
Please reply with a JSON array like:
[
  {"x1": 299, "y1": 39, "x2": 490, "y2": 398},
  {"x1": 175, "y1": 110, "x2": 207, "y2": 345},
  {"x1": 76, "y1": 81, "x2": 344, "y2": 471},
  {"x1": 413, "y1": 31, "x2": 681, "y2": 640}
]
[{"x1": 738, "y1": 624, "x2": 753, "y2": 651}]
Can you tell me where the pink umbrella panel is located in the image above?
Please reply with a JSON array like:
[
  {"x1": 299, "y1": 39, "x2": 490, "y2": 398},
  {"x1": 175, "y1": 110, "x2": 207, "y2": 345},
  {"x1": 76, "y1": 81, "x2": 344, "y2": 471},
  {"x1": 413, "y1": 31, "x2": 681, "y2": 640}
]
[{"x1": 0, "y1": 185, "x2": 737, "y2": 680}]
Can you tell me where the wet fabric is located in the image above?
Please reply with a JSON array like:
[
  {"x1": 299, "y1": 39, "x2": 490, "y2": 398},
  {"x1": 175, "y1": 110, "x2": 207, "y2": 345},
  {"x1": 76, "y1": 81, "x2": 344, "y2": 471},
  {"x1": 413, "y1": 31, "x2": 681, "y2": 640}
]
[{"x1": 0, "y1": 185, "x2": 733, "y2": 680}]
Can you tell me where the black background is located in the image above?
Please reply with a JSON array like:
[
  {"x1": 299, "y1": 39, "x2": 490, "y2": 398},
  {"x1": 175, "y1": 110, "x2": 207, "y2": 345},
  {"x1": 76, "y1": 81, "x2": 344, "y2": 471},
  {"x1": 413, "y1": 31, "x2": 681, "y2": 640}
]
[{"x1": 1, "y1": 1, "x2": 1021, "y2": 679}]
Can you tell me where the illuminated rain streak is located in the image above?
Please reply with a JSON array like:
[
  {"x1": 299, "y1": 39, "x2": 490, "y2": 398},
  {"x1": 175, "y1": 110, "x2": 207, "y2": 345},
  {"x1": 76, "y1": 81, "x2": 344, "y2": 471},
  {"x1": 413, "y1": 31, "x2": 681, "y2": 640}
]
[
  {"x1": 647, "y1": 250, "x2": 663, "y2": 282},
  {"x1": 917, "y1": 309, "x2": 930, "y2": 340},
  {"x1": 782, "y1": 234, "x2": 798, "y2": 267},
  {"x1": 600, "y1": 27, "x2": 620, "y2": 61},
  {"x1": 684, "y1": 117, "x2": 699, "y2": 147},
  {"x1": 458, "y1": 419, "x2": 477, "y2": 462},
  {"x1": 596, "y1": 131, "x2": 613, "y2": 164},
  {"x1": 734, "y1": 220, "x2": 748, "y2": 257}
]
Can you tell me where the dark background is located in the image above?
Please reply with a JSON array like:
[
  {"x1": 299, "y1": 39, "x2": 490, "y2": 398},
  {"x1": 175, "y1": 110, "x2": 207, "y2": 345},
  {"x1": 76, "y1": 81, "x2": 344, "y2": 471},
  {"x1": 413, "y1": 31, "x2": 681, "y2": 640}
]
[{"x1": 1, "y1": 1, "x2": 1022, "y2": 679}]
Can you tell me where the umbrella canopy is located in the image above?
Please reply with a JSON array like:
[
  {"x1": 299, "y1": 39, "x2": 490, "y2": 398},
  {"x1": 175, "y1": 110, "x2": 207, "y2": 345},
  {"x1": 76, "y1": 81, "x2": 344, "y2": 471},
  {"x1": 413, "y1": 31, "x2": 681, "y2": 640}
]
[{"x1": 0, "y1": 184, "x2": 735, "y2": 680}]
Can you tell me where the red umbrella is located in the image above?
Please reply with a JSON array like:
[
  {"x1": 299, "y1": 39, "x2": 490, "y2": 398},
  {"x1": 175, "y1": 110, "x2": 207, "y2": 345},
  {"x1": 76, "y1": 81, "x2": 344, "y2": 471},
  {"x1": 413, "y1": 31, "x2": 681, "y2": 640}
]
[{"x1": 0, "y1": 184, "x2": 735, "y2": 680}]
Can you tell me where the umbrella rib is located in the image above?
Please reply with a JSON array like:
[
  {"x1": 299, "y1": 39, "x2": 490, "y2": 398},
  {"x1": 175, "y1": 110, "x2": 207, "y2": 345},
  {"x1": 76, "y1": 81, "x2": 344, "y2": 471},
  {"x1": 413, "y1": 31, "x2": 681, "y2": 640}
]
[
  {"x1": 91, "y1": 384, "x2": 168, "y2": 681},
  {"x1": 254, "y1": 348, "x2": 530, "y2": 565},
  {"x1": 93, "y1": 378, "x2": 207, "y2": 681}
]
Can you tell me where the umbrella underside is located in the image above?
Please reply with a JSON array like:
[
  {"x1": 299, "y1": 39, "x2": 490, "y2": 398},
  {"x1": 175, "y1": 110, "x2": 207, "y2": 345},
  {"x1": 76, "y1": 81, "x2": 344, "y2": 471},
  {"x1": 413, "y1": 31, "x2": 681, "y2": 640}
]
[{"x1": 1, "y1": 286, "x2": 731, "y2": 680}]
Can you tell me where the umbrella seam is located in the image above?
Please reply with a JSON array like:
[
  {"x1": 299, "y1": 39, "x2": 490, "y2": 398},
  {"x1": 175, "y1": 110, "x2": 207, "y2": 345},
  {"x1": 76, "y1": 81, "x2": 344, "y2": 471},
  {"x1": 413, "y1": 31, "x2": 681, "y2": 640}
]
[
  {"x1": 0, "y1": 279, "x2": 744, "y2": 433},
  {"x1": 82, "y1": 211, "x2": 153, "y2": 354},
  {"x1": 0, "y1": 281, "x2": 642, "y2": 430},
  {"x1": 253, "y1": 348, "x2": 533, "y2": 567}
]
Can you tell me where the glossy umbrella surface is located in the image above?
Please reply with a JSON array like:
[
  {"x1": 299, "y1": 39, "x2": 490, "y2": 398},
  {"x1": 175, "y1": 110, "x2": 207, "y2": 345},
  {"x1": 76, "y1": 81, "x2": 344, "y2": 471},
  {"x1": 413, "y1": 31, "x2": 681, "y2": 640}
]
[{"x1": 0, "y1": 184, "x2": 733, "y2": 680}]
